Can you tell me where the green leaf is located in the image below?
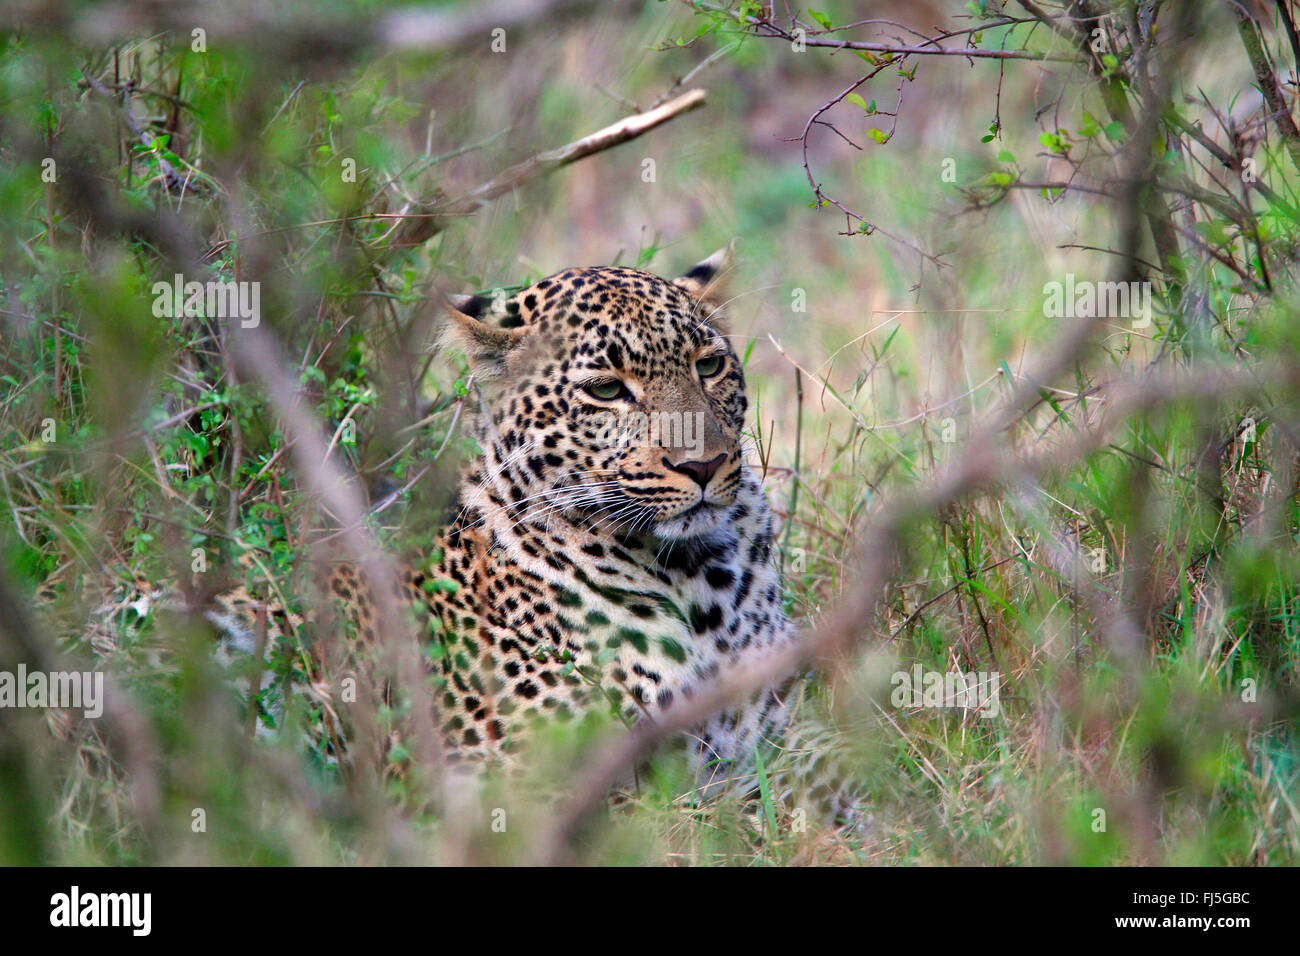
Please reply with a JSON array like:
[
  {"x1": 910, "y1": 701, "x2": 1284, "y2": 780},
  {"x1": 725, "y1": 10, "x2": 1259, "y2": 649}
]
[
  {"x1": 845, "y1": 92, "x2": 871, "y2": 112},
  {"x1": 1038, "y1": 129, "x2": 1071, "y2": 155},
  {"x1": 807, "y1": 9, "x2": 833, "y2": 29},
  {"x1": 868, "y1": 128, "x2": 890, "y2": 144},
  {"x1": 1193, "y1": 219, "x2": 1232, "y2": 246}
]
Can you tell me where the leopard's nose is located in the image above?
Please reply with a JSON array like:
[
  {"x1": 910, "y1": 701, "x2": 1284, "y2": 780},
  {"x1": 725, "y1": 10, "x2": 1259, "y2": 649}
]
[{"x1": 665, "y1": 453, "x2": 726, "y2": 490}]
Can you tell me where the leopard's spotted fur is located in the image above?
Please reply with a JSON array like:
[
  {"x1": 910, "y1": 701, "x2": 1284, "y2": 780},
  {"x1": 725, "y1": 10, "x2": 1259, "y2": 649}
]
[{"x1": 325, "y1": 248, "x2": 795, "y2": 796}]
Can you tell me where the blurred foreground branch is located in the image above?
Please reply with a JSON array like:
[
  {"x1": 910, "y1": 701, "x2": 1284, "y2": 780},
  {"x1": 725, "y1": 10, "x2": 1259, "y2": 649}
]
[{"x1": 6, "y1": 0, "x2": 601, "y2": 57}]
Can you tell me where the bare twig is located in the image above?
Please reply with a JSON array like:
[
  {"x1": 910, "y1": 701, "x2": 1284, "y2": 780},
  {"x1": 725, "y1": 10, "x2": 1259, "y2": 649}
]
[{"x1": 394, "y1": 88, "x2": 708, "y2": 245}]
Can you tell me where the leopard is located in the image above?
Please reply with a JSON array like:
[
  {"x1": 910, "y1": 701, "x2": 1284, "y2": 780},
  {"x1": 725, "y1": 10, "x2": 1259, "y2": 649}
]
[
  {"x1": 319, "y1": 245, "x2": 797, "y2": 799},
  {"x1": 47, "y1": 246, "x2": 817, "y2": 809}
]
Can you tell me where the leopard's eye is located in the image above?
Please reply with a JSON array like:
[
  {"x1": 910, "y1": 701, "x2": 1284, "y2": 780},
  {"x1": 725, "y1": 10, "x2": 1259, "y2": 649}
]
[
  {"x1": 695, "y1": 354, "x2": 724, "y2": 379},
  {"x1": 585, "y1": 379, "x2": 628, "y2": 401}
]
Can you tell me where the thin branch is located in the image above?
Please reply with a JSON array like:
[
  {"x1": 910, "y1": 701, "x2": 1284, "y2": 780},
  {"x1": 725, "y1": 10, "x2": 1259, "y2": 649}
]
[
  {"x1": 1230, "y1": 1, "x2": 1300, "y2": 173},
  {"x1": 394, "y1": 88, "x2": 709, "y2": 245},
  {"x1": 687, "y1": 1, "x2": 1079, "y2": 61}
]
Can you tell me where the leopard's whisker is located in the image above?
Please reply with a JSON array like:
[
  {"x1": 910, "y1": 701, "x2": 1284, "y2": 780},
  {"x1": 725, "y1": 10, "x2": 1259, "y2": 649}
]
[
  {"x1": 466, "y1": 477, "x2": 625, "y2": 531},
  {"x1": 506, "y1": 493, "x2": 628, "y2": 534}
]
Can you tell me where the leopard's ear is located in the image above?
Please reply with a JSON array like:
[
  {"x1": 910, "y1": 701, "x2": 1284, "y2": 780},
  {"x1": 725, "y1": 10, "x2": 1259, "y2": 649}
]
[
  {"x1": 673, "y1": 240, "x2": 735, "y2": 322},
  {"x1": 442, "y1": 294, "x2": 527, "y2": 376}
]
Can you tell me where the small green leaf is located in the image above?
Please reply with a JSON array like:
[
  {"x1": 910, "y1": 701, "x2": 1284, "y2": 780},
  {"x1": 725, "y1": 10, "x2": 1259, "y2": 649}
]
[{"x1": 1193, "y1": 219, "x2": 1232, "y2": 246}]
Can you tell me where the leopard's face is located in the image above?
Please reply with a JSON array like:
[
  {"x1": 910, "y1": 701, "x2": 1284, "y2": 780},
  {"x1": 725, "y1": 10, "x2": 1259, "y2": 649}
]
[{"x1": 448, "y1": 253, "x2": 746, "y2": 541}]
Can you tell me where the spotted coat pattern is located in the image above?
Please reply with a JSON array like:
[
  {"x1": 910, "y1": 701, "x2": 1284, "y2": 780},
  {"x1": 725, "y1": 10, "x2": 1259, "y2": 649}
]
[{"x1": 328, "y1": 252, "x2": 795, "y2": 795}]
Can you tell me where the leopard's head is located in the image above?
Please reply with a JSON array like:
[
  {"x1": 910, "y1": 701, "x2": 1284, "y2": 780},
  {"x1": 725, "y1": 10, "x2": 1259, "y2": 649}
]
[{"x1": 446, "y1": 246, "x2": 747, "y2": 541}]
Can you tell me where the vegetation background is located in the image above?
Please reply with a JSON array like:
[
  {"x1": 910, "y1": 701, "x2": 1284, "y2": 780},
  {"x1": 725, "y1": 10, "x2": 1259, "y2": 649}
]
[{"x1": 1, "y1": 0, "x2": 1298, "y2": 865}]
